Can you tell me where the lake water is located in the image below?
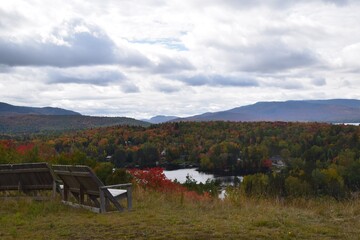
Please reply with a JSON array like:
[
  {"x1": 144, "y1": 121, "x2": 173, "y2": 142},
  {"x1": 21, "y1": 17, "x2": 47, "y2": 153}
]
[
  {"x1": 335, "y1": 123, "x2": 360, "y2": 126},
  {"x1": 164, "y1": 168, "x2": 242, "y2": 199},
  {"x1": 164, "y1": 168, "x2": 214, "y2": 183},
  {"x1": 163, "y1": 168, "x2": 243, "y2": 185}
]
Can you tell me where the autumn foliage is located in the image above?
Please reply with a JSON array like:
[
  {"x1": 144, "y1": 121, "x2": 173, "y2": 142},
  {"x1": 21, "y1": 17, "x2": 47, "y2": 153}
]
[
  {"x1": 128, "y1": 167, "x2": 211, "y2": 201},
  {"x1": 16, "y1": 143, "x2": 35, "y2": 155},
  {"x1": 1, "y1": 121, "x2": 360, "y2": 199}
]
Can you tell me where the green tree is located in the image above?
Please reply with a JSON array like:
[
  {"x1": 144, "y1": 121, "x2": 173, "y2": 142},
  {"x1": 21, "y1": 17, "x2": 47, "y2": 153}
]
[
  {"x1": 285, "y1": 176, "x2": 311, "y2": 197},
  {"x1": 106, "y1": 168, "x2": 132, "y2": 185},
  {"x1": 93, "y1": 162, "x2": 114, "y2": 184},
  {"x1": 343, "y1": 160, "x2": 360, "y2": 191}
]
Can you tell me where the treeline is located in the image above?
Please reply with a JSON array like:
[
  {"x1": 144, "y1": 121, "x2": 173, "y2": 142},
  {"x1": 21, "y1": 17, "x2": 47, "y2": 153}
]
[{"x1": 1, "y1": 121, "x2": 360, "y2": 197}]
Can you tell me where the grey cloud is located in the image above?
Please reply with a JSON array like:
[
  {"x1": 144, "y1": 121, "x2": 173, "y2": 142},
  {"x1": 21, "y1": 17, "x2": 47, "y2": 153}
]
[
  {"x1": 205, "y1": 0, "x2": 350, "y2": 9},
  {"x1": 178, "y1": 74, "x2": 259, "y2": 87},
  {"x1": 0, "y1": 64, "x2": 11, "y2": 73},
  {"x1": 47, "y1": 70, "x2": 126, "y2": 86},
  {"x1": 155, "y1": 84, "x2": 180, "y2": 93},
  {"x1": 204, "y1": 35, "x2": 319, "y2": 73},
  {"x1": 121, "y1": 82, "x2": 140, "y2": 93},
  {"x1": 323, "y1": 0, "x2": 349, "y2": 6},
  {"x1": 46, "y1": 66, "x2": 140, "y2": 93},
  {"x1": 0, "y1": 33, "x2": 116, "y2": 67},
  {"x1": 312, "y1": 78, "x2": 327, "y2": 86},
  {"x1": 280, "y1": 82, "x2": 304, "y2": 90},
  {"x1": 0, "y1": 20, "x2": 150, "y2": 68},
  {"x1": 261, "y1": 78, "x2": 305, "y2": 90},
  {"x1": 245, "y1": 50, "x2": 316, "y2": 73},
  {"x1": 234, "y1": 42, "x2": 318, "y2": 73},
  {"x1": 152, "y1": 56, "x2": 195, "y2": 74}
]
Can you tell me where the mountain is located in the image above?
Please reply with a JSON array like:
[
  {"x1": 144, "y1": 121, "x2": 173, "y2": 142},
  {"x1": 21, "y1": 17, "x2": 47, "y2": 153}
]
[
  {"x1": 143, "y1": 115, "x2": 178, "y2": 124},
  {"x1": 0, "y1": 115, "x2": 150, "y2": 134},
  {"x1": 176, "y1": 99, "x2": 360, "y2": 123},
  {"x1": 0, "y1": 102, "x2": 81, "y2": 116},
  {"x1": 0, "y1": 102, "x2": 150, "y2": 134}
]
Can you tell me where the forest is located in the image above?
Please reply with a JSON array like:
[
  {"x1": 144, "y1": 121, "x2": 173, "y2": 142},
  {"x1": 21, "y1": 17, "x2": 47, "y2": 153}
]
[{"x1": 1, "y1": 121, "x2": 360, "y2": 199}]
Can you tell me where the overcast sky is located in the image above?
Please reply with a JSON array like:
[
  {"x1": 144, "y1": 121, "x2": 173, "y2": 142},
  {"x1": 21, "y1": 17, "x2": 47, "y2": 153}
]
[{"x1": 1, "y1": 0, "x2": 360, "y2": 118}]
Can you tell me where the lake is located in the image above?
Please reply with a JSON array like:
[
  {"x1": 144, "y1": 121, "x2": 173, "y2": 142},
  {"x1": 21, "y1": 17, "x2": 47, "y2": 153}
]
[
  {"x1": 163, "y1": 168, "x2": 243, "y2": 185},
  {"x1": 335, "y1": 123, "x2": 360, "y2": 126}
]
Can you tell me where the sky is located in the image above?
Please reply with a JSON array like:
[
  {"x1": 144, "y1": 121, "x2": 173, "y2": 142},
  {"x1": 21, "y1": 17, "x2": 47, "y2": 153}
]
[{"x1": 1, "y1": 0, "x2": 360, "y2": 119}]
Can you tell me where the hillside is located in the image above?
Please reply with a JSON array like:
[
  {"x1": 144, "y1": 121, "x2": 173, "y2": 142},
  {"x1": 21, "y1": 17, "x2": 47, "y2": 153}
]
[
  {"x1": 1, "y1": 192, "x2": 360, "y2": 239},
  {"x1": 0, "y1": 115, "x2": 150, "y2": 134},
  {"x1": 178, "y1": 99, "x2": 360, "y2": 123},
  {"x1": 0, "y1": 102, "x2": 81, "y2": 116}
]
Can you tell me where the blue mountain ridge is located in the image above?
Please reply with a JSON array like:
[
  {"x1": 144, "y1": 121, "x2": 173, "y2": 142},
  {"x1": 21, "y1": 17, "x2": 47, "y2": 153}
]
[
  {"x1": 0, "y1": 102, "x2": 81, "y2": 116},
  {"x1": 175, "y1": 99, "x2": 360, "y2": 123}
]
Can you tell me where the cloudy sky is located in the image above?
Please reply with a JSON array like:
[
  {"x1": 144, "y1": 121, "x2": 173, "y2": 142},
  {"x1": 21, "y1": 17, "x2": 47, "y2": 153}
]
[{"x1": 1, "y1": 0, "x2": 360, "y2": 118}]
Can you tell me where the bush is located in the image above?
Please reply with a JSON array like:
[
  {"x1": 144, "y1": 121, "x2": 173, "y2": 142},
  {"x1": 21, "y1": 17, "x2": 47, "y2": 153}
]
[
  {"x1": 242, "y1": 173, "x2": 269, "y2": 197},
  {"x1": 93, "y1": 162, "x2": 114, "y2": 184},
  {"x1": 106, "y1": 168, "x2": 133, "y2": 185},
  {"x1": 312, "y1": 167, "x2": 345, "y2": 199},
  {"x1": 182, "y1": 175, "x2": 221, "y2": 197},
  {"x1": 285, "y1": 176, "x2": 311, "y2": 197},
  {"x1": 127, "y1": 168, "x2": 211, "y2": 201},
  {"x1": 344, "y1": 161, "x2": 360, "y2": 191}
]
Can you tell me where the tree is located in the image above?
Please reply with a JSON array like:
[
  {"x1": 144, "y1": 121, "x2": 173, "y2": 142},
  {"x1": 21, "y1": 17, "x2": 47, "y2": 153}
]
[
  {"x1": 242, "y1": 173, "x2": 269, "y2": 196},
  {"x1": 208, "y1": 142, "x2": 240, "y2": 171},
  {"x1": 112, "y1": 147, "x2": 127, "y2": 168},
  {"x1": 343, "y1": 160, "x2": 360, "y2": 191},
  {"x1": 106, "y1": 168, "x2": 132, "y2": 185},
  {"x1": 136, "y1": 143, "x2": 159, "y2": 167},
  {"x1": 93, "y1": 162, "x2": 114, "y2": 184},
  {"x1": 285, "y1": 176, "x2": 311, "y2": 197}
]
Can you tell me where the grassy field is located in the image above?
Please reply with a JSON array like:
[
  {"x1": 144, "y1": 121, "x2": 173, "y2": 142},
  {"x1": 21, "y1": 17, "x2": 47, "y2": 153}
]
[{"x1": 1, "y1": 189, "x2": 360, "y2": 239}]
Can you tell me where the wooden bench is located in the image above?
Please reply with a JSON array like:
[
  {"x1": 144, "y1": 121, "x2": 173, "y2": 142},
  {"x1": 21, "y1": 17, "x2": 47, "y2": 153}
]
[
  {"x1": 0, "y1": 162, "x2": 57, "y2": 198},
  {"x1": 52, "y1": 165, "x2": 132, "y2": 213}
]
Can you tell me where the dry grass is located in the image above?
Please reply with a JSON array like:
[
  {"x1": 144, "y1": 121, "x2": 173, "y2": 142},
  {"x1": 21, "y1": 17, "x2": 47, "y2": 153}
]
[{"x1": 1, "y1": 189, "x2": 360, "y2": 239}]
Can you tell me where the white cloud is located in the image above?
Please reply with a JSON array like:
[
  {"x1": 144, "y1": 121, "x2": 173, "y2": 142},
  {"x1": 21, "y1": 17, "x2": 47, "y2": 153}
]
[{"x1": 0, "y1": 0, "x2": 360, "y2": 118}]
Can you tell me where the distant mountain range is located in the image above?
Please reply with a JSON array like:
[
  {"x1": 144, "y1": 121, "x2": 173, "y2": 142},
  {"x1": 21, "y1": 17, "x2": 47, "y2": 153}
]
[
  {"x1": 0, "y1": 102, "x2": 81, "y2": 116},
  {"x1": 1, "y1": 99, "x2": 359, "y2": 134},
  {"x1": 0, "y1": 115, "x2": 150, "y2": 134},
  {"x1": 0, "y1": 102, "x2": 149, "y2": 134},
  {"x1": 142, "y1": 115, "x2": 178, "y2": 124},
  {"x1": 175, "y1": 99, "x2": 360, "y2": 123}
]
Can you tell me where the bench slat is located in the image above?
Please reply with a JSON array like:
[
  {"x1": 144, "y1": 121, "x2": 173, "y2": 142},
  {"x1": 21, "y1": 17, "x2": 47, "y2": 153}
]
[
  {"x1": 53, "y1": 165, "x2": 132, "y2": 213},
  {"x1": 0, "y1": 168, "x2": 50, "y2": 174}
]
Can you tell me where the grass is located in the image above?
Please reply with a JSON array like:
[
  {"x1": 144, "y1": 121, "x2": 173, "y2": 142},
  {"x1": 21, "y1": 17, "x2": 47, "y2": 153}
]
[{"x1": 1, "y1": 189, "x2": 360, "y2": 239}]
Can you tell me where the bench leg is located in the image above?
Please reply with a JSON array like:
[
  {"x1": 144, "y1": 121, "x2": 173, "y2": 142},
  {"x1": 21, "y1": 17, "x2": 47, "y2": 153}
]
[
  {"x1": 64, "y1": 185, "x2": 69, "y2": 201},
  {"x1": 79, "y1": 187, "x2": 84, "y2": 204},
  {"x1": 52, "y1": 181, "x2": 57, "y2": 199},
  {"x1": 100, "y1": 189, "x2": 106, "y2": 213},
  {"x1": 127, "y1": 187, "x2": 132, "y2": 211}
]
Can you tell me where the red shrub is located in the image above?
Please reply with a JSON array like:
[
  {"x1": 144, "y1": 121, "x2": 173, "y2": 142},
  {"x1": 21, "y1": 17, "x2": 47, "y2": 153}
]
[
  {"x1": 16, "y1": 143, "x2": 35, "y2": 155},
  {"x1": 127, "y1": 167, "x2": 210, "y2": 201},
  {"x1": 262, "y1": 159, "x2": 272, "y2": 169}
]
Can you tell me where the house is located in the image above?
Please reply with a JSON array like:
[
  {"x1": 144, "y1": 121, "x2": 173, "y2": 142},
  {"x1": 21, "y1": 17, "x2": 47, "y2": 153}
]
[{"x1": 270, "y1": 156, "x2": 285, "y2": 168}]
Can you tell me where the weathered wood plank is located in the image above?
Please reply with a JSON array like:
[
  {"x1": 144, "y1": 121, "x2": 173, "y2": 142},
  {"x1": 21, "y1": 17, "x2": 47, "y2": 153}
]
[
  {"x1": 0, "y1": 168, "x2": 51, "y2": 174},
  {"x1": 53, "y1": 165, "x2": 132, "y2": 214},
  {"x1": 0, "y1": 162, "x2": 58, "y2": 198}
]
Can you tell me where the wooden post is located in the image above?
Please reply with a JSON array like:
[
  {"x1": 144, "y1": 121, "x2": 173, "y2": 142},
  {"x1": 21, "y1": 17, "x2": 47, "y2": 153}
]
[
  {"x1": 127, "y1": 185, "x2": 132, "y2": 211},
  {"x1": 79, "y1": 186, "x2": 84, "y2": 204},
  {"x1": 64, "y1": 184, "x2": 69, "y2": 201},
  {"x1": 100, "y1": 189, "x2": 106, "y2": 213},
  {"x1": 17, "y1": 180, "x2": 22, "y2": 193},
  {"x1": 105, "y1": 198, "x2": 110, "y2": 210},
  {"x1": 52, "y1": 181, "x2": 57, "y2": 199}
]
